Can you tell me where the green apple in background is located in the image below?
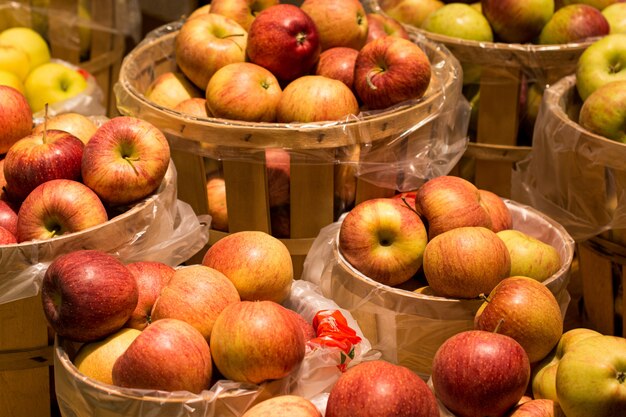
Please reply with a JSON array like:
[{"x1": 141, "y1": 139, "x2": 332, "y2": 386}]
[
  {"x1": 497, "y1": 229, "x2": 561, "y2": 282},
  {"x1": 576, "y1": 33, "x2": 626, "y2": 100},
  {"x1": 422, "y1": 3, "x2": 493, "y2": 41},
  {"x1": 603, "y1": 3, "x2": 626, "y2": 33},
  {"x1": 471, "y1": 2, "x2": 482, "y2": 13},
  {"x1": 561, "y1": 0, "x2": 619, "y2": 10},
  {"x1": 0, "y1": 44, "x2": 29, "y2": 81},
  {"x1": 379, "y1": 0, "x2": 444, "y2": 28},
  {"x1": 24, "y1": 62, "x2": 88, "y2": 112},
  {"x1": 556, "y1": 335, "x2": 626, "y2": 417},
  {"x1": 0, "y1": 69, "x2": 25, "y2": 93},
  {"x1": 579, "y1": 80, "x2": 626, "y2": 142},
  {"x1": 0, "y1": 27, "x2": 51, "y2": 72}
]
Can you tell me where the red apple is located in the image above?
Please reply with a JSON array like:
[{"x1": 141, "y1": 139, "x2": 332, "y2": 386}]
[
  {"x1": 151, "y1": 265, "x2": 241, "y2": 340},
  {"x1": 17, "y1": 179, "x2": 108, "y2": 242},
  {"x1": 538, "y1": 4, "x2": 609, "y2": 44},
  {"x1": 246, "y1": 4, "x2": 321, "y2": 82},
  {"x1": 284, "y1": 308, "x2": 316, "y2": 342},
  {"x1": 32, "y1": 112, "x2": 98, "y2": 145},
  {"x1": 41, "y1": 249, "x2": 138, "y2": 343},
  {"x1": 3, "y1": 129, "x2": 84, "y2": 201},
  {"x1": 431, "y1": 330, "x2": 531, "y2": 417},
  {"x1": 266, "y1": 148, "x2": 290, "y2": 208},
  {"x1": 366, "y1": 13, "x2": 410, "y2": 44},
  {"x1": 124, "y1": 261, "x2": 175, "y2": 330},
  {"x1": 478, "y1": 189, "x2": 513, "y2": 232},
  {"x1": 271, "y1": 204, "x2": 291, "y2": 238},
  {"x1": 144, "y1": 71, "x2": 202, "y2": 110},
  {"x1": 481, "y1": 0, "x2": 554, "y2": 43},
  {"x1": 314, "y1": 47, "x2": 359, "y2": 91},
  {"x1": 0, "y1": 225, "x2": 16, "y2": 244},
  {"x1": 300, "y1": 0, "x2": 369, "y2": 51},
  {"x1": 0, "y1": 199, "x2": 18, "y2": 236},
  {"x1": 242, "y1": 395, "x2": 321, "y2": 417},
  {"x1": 202, "y1": 230, "x2": 293, "y2": 303},
  {"x1": 81, "y1": 116, "x2": 171, "y2": 206},
  {"x1": 206, "y1": 175, "x2": 229, "y2": 232},
  {"x1": 209, "y1": 0, "x2": 279, "y2": 31},
  {"x1": 326, "y1": 360, "x2": 439, "y2": 417},
  {"x1": 0, "y1": 85, "x2": 32, "y2": 154},
  {"x1": 506, "y1": 399, "x2": 564, "y2": 417},
  {"x1": 112, "y1": 318, "x2": 212, "y2": 393},
  {"x1": 173, "y1": 97, "x2": 211, "y2": 118}
]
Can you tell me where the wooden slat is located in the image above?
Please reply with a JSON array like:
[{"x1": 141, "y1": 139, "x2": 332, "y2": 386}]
[{"x1": 578, "y1": 243, "x2": 615, "y2": 335}]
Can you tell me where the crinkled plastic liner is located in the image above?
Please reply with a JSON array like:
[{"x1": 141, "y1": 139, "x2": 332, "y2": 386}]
[
  {"x1": 113, "y1": 13, "x2": 470, "y2": 192},
  {"x1": 0, "y1": 161, "x2": 210, "y2": 306},
  {"x1": 512, "y1": 74, "x2": 626, "y2": 243},
  {"x1": 54, "y1": 280, "x2": 379, "y2": 417},
  {"x1": 301, "y1": 199, "x2": 574, "y2": 380}
]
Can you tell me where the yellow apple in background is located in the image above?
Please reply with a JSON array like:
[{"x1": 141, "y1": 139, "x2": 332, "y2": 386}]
[
  {"x1": 24, "y1": 62, "x2": 88, "y2": 112},
  {"x1": 0, "y1": 27, "x2": 51, "y2": 72},
  {"x1": 0, "y1": 44, "x2": 30, "y2": 81},
  {"x1": 73, "y1": 327, "x2": 141, "y2": 385},
  {"x1": 145, "y1": 71, "x2": 202, "y2": 110},
  {"x1": 32, "y1": 112, "x2": 98, "y2": 144},
  {"x1": 0, "y1": 69, "x2": 25, "y2": 93}
]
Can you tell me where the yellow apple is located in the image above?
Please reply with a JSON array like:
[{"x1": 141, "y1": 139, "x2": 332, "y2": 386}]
[
  {"x1": 0, "y1": 44, "x2": 30, "y2": 81},
  {"x1": 32, "y1": 112, "x2": 97, "y2": 144},
  {"x1": 0, "y1": 69, "x2": 25, "y2": 93},
  {"x1": 0, "y1": 27, "x2": 51, "y2": 72},
  {"x1": 24, "y1": 62, "x2": 88, "y2": 112},
  {"x1": 145, "y1": 71, "x2": 202, "y2": 110}
]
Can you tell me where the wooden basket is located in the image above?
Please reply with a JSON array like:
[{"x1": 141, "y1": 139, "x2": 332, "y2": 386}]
[{"x1": 115, "y1": 23, "x2": 467, "y2": 277}]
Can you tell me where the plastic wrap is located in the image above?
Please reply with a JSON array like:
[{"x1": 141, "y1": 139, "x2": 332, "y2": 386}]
[
  {"x1": 301, "y1": 199, "x2": 575, "y2": 380},
  {"x1": 54, "y1": 279, "x2": 379, "y2": 417},
  {"x1": 0, "y1": 161, "x2": 211, "y2": 306}
]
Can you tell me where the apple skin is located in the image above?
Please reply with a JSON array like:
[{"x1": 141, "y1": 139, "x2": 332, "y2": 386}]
[
  {"x1": 242, "y1": 395, "x2": 321, "y2": 417},
  {"x1": 415, "y1": 175, "x2": 493, "y2": 239},
  {"x1": 497, "y1": 229, "x2": 562, "y2": 282},
  {"x1": 0, "y1": 27, "x2": 50, "y2": 72},
  {"x1": 73, "y1": 327, "x2": 141, "y2": 385},
  {"x1": 561, "y1": 0, "x2": 619, "y2": 10},
  {"x1": 603, "y1": 3, "x2": 626, "y2": 34},
  {"x1": 0, "y1": 44, "x2": 29, "y2": 81},
  {"x1": 266, "y1": 148, "x2": 290, "y2": 208},
  {"x1": 354, "y1": 36, "x2": 431, "y2": 110},
  {"x1": 124, "y1": 261, "x2": 175, "y2": 330},
  {"x1": 315, "y1": 47, "x2": 359, "y2": 91},
  {"x1": 175, "y1": 12, "x2": 248, "y2": 90},
  {"x1": 576, "y1": 33, "x2": 626, "y2": 101},
  {"x1": 538, "y1": 4, "x2": 610, "y2": 45},
  {"x1": 202, "y1": 230, "x2": 293, "y2": 303},
  {"x1": 81, "y1": 116, "x2": 171, "y2": 206},
  {"x1": 112, "y1": 318, "x2": 213, "y2": 393},
  {"x1": 0, "y1": 69, "x2": 25, "y2": 93},
  {"x1": 423, "y1": 226, "x2": 511, "y2": 298},
  {"x1": 0, "y1": 225, "x2": 16, "y2": 244},
  {"x1": 431, "y1": 330, "x2": 531, "y2": 417},
  {"x1": 209, "y1": 300, "x2": 305, "y2": 384},
  {"x1": 325, "y1": 360, "x2": 439, "y2": 417},
  {"x1": 24, "y1": 62, "x2": 88, "y2": 113},
  {"x1": 478, "y1": 189, "x2": 512, "y2": 232},
  {"x1": 206, "y1": 175, "x2": 229, "y2": 232},
  {"x1": 338, "y1": 198, "x2": 428, "y2": 286},
  {"x1": 284, "y1": 308, "x2": 316, "y2": 342},
  {"x1": 206, "y1": 62, "x2": 282, "y2": 122},
  {"x1": 300, "y1": 0, "x2": 368, "y2": 51},
  {"x1": 579, "y1": 79, "x2": 626, "y2": 142},
  {"x1": 379, "y1": 0, "x2": 444, "y2": 28},
  {"x1": 151, "y1": 265, "x2": 241, "y2": 341},
  {"x1": 3, "y1": 129, "x2": 85, "y2": 201},
  {"x1": 41, "y1": 250, "x2": 138, "y2": 343},
  {"x1": 366, "y1": 13, "x2": 410, "y2": 44},
  {"x1": 0, "y1": 85, "x2": 32, "y2": 154},
  {"x1": 555, "y1": 335, "x2": 626, "y2": 417},
  {"x1": 422, "y1": 3, "x2": 494, "y2": 42},
  {"x1": 208, "y1": 0, "x2": 279, "y2": 31},
  {"x1": 173, "y1": 97, "x2": 211, "y2": 118},
  {"x1": 144, "y1": 71, "x2": 202, "y2": 110},
  {"x1": 246, "y1": 4, "x2": 321, "y2": 82},
  {"x1": 506, "y1": 399, "x2": 565, "y2": 417},
  {"x1": 277, "y1": 75, "x2": 360, "y2": 123},
  {"x1": 481, "y1": 0, "x2": 554, "y2": 43},
  {"x1": 16, "y1": 179, "x2": 108, "y2": 242},
  {"x1": 474, "y1": 276, "x2": 563, "y2": 364},
  {"x1": 0, "y1": 199, "x2": 18, "y2": 236},
  {"x1": 32, "y1": 112, "x2": 97, "y2": 145}
]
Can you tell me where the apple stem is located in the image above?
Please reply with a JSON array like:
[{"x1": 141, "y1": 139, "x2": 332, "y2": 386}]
[
  {"x1": 479, "y1": 294, "x2": 490, "y2": 303},
  {"x1": 618, "y1": 372, "x2": 626, "y2": 384},
  {"x1": 493, "y1": 318, "x2": 505, "y2": 334},
  {"x1": 223, "y1": 34, "x2": 245, "y2": 52},
  {"x1": 400, "y1": 196, "x2": 421, "y2": 219},
  {"x1": 125, "y1": 157, "x2": 140, "y2": 175}
]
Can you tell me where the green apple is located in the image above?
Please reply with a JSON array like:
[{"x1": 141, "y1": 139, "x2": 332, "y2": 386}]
[
  {"x1": 576, "y1": 33, "x2": 626, "y2": 101},
  {"x1": 496, "y1": 229, "x2": 561, "y2": 282},
  {"x1": 24, "y1": 62, "x2": 88, "y2": 113},
  {"x1": 379, "y1": 0, "x2": 444, "y2": 28},
  {"x1": 421, "y1": 3, "x2": 493, "y2": 41},
  {"x1": 0, "y1": 69, "x2": 25, "y2": 93},
  {"x1": 556, "y1": 335, "x2": 626, "y2": 417},
  {"x1": 603, "y1": 3, "x2": 626, "y2": 34},
  {"x1": 561, "y1": 0, "x2": 620, "y2": 10},
  {"x1": 579, "y1": 79, "x2": 626, "y2": 142},
  {"x1": 0, "y1": 44, "x2": 30, "y2": 81},
  {"x1": 0, "y1": 27, "x2": 51, "y2": 72}
]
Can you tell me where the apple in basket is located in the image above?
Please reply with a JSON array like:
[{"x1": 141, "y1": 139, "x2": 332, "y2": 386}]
[
  {"x1": 0, "y1": 225, "x2": 16, "y2": 244},
  {"x1": 24, "y1": 62, "x2": 88, "y2": 113},
  {"x1": 242, "y1": 395, "x2": 321, "y2": 417},
  {"x1": 602, "y1": 3, "x2": 626, "y2": 34},
  {"x1": 421, "y1": 3, "x2": 494, "y2": 42},
  {"x1": 507, "y1": 399, "x2": 564, "y2": 417},
  {"x1": 206, "y1": 175, "x2": 229, "y2": 232},
  {"x1": 315, "y1": 47, "x2": 359, "y2": 91},
  {"x1": 41, "y1": 250, "x2": 138, "y2": 343},
  {"x1": 300, "y1": 0, "x2": 368, "y2": 51},
  {"x1": 378, "y1": 0, "x2": 444, "y2": 28},
  {"x1": 431, "y1": 330, "x2": 531, "y2": 417},
  {"x1": 0, "y1": 85, "x2": 32, "y2": 154},
  {"x1": 561, "y1": 0, "x2": 620, "y2": 10},
  {"x1": 174, "y1": 97, "x2": 211, "y2": 118},
  {"x1": 81, "y1": 116, "x2": 171, "y2": 206},
  {"x1": 478, "y1": 189, "x2": 513, "y2": 232},
  {"x1": 538, "y1": 4, "x2": 609, "y2": 45},
  {"x1": 497, "y1": 229, "x2": 561, "y2": 282},
  {"x1": 365, "y1": 13, "x2": 409, "y2": 44},
  {"x1": 578, "y1": 79, "x2": 626, "y2": 143},
  {"x1": 124, "y1": 261, "x2": 176, "y2": 330},
  {"x1": 208, "y1": 0, "x2": 279, "y2": 31},
  {"x1": 576, "y1": 33, "x2": 626, "y2": 101},
  {"x1": 481, "y1": 0, "x2": 554, "y2": 44},
  {"x1": 325, "y1": 360, "x2": 439, "y2": 417},
  {"x1": 0, "y1": 199, "x2": 18, "y2": 236},
  {"x1": 144, "y1": 71, "x2": 202, "y2": 110},
  {"x1": 32, "y1": 112, "x2": 98, "y2": 145}
]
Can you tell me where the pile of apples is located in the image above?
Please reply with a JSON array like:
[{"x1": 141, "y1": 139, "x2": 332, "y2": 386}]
[
  {"x1": 144, "y1": 0, "x2": 434, "y2": 124},
  {"x1": 0, "y1": 85, "x2": 171, "y2": 244}
]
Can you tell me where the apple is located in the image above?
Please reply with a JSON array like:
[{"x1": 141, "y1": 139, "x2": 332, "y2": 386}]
[
  {"x1": 576, "y1": 33, "x2": 626, "y2": 101},
  {"x1": 0, "y1": 199, "x2": 18, "y2": 236},
  {"x1": 208, "y1": 0, "x2": 279, "y2": 31},
  {"x1": 206, "y1": 62, "x2": 282, "y2": 122},
  {"x1": 206, "y1": 175, "x2": 229, "y2": 232},
  {"x1": 366, "y1": 13, "x2": 410, "y2": 44},
  {"x1": 538, "y1": 4, "x2": 610, "y2": 44},
  {"x1": 391, "y1": 190, "x2": 418, "y2": 210},
  {"x1": 431, "y1": 330, "x2": 531, "y2": 417},
  {"x1": 0, "y1": 225, "x2": 16, "y2": 244},
  {"x1": 0, "y1": 85, "x2": 33, "y2": 154},
  {"x1": 41, "y1": 249, "x2": 138, "y2": 343},
  {"x1": 175, "y1": 12, "x2": 248, "y2": 90},
  {"x1": 0, "y1": 69, "x2": 25, "y2": 93},
  {"x1": 17, "y1": 179, "x2": 108, "y2": 242},
  {"x1": 497, "y1": 229, "x2": 562, "y2": 282},
  {"x1": 300, "y1": 0, "x2": 368, "y2": 51},
  {"x1": 481, "y1": 0, "x2": 554, "y2": 43},
  {"x1": 561, "y1": 0, "x2": 619, "y2": 10},
  {"x1": 284, "y1": 308, "x2": 316, "y2": 342},
  {"x1": 579, "y1": 79, "x2": 626, "y2": 142},
  {"x1": 421, "y1": 3, "x2": 494, "y2": 42},
  {"x1": 415, "y1": 175, "x2": 493, "y2": 239},
  {"x1": 73, "y1": 327, "x2": 142, "y2": 385},
  {"x1": 173, "y1": 97, "x2": 211, "y2": 118},
  {"x1": 276, "y1": 75, "x2": 360, "y2": 123},
  {"x1": 188, "y1": 4, "x2": 212, "y2": 19},
  {"x1": 474, "y1": 276, "x2": 563, "y2": 363},
  {"x1": 246, "y1": 4, "x2": 321, "y2": 82},
  {"x1": 112, "y1": 318, "x2": 213, "y2": 393},
  {"x1": 151, "y1": 265, "x2": 241, "y2": 340},
  {"x1": 423, "y1": 226, "x2": 511, "y2": 298},
  {"x1": 32, "y1": 112, "x2": 97, "y2": 145},
  {"x1": 271, "y1": 204, "x2": 291, "y2": 238},
  {"x1": 24, "y1": 62, "x2": 88, "y2": 113},
  {"x1": 338, "y1": 198, "x2": 428, "y2": 286},
  {"x1": 379, "y1": 0, "x2": 444, "y2": 28},
  {"x1": 555, "y1": 335, "x2": 626, "y2": 417},
  {"x1": 124, "y1": 261, "x2": 175, "y2": 330},
  {"x1": 353, "y1": 36, "x2": 431, "y2": 110},
  {"x1": 3, "y1": 129, "x2": 85, "y2": 201},
  {"x1": 266, "y1": 148, "x2": 290, "y2": 208},
  {"x1": 202, "y1": 230, "x2": 293, "y2": 303},
  {"x1": 325, "y1": 360, "x2": 439, "y2": 417},
  {"x1": 0, "y1": 43, "x2": 29, "y2": 81},
  {"x1": 81, "y1": 116, "x2": 171, "y2": 206},
  {"x1": 478, "y1": 189, "x2": 512, "y2": 232},
  {"x1": 603, "y1": 3, "x2": 626, "y2": 34},
  {"x1": 144, "y1": 71, "x2": 202, "y2": 110},
  {"x1": 0, "y1": 27, "x2": 51, "y2": 71},
  {"x1": 315, "y1": 47, "x2": 359, "y2": 91},
  {"x1": 242, "y1": 395, "x2": 321, "y2": 417},
  {"x1": 209, "y1": 300, "x2": 305, "y2": 384},
  {"x1": 506, "y1": 399, "x2": 564, "y2": 417}
]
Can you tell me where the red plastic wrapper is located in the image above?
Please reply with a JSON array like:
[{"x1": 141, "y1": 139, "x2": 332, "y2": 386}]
[{"x1": 309, "y1": 309, "x2": 362, "y2": 372}]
